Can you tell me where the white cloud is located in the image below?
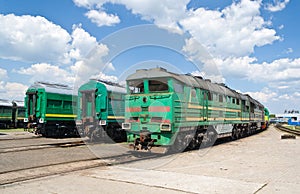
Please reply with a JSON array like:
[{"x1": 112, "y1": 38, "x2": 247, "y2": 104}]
[
  {"x1": 0, "y1": 82, "x2": 28, "y2": 101},
  {"x1": 118, "y1": 0, "x2": 189, "y2": 33},
  {"x1": 188, "y1": 52, "x2": 300, "y2": 105},
  {"x1": 245, "y1": 88, "x2": 278, "y2": 103},
  {"x1": 69, "y1": 24, "x2": 100, "y2": 60},
  {"x1": 67, "y1": 24, "x2": 116, "y2": 86},
  {"x1": 73, "y1": 0, "x2": 106, "y2": 9},
  {"x1": 73, "y1": 0, "x2": 189, "y2": 33},
  {"x1": 285, "y1": 48, "x2": 293, "y2": 54},
  {"x1": 185, "y1": 43, "x2": 300, "y2": 92},
  {"x1": 85, "y1": 10, "x2": 120, "y2": 27},
  {"x1": 278, "y1": 93, "x2": 291, "y2": 100},
  {"x1": 180, "y1": 0, "x2": 280, "y2": 58},
  {"x1": 90, "y1": 71, "x2": 118, "y2": 82},
  {"x1": 0, "y1": 68, "x2": 8, "y2": 81},
  {"x1": 191, "y1": 70, "x2": 225, "y2": 84},
  {"x1": 294, "y1": 92, "x2": 300, "y2": 97},
  {"x1": 0, "y1": 14, "x2": 71, "y2": 63},
  {"x1": 278, "y1": 24, "x2": 284, "y2": 30},
  {"x1": 74, "y1": 0, "x2": 281, "y2": 58},
  {"x1": 248, "y1": 58, "x2": 300, "y2": 83},
  {"x1": 17, "y1": 63, "x2": 75, "y2": 85},
  {"x1": 0, "y1": 15, "x2": 114, "y2": 91},
  {"x1": 265, "y1": 0, "x2": 290, "y2": 12},
  {"x1": 71, "y1": 43, "x2": 115, "y2": 87}
]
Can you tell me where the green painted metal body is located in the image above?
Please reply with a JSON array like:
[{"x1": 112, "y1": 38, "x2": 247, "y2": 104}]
[
  {"x1": 77, "y1": 79, "x2": 125, "y2": 122},
  {"x1": 25, "y1": 88, "x2": 76, "y2": 122},
  {"x1": 0, "y1": 104, "x2": 13, "y2": 127},
  {"x1": 77, "y1": 79, "x2": 126, "y2": 140},
  {"x1": 264, "y1": 108, "x2": 270, "y2": 121},
  {"x1": 24, "y1": 82, "x2": 77, "y2": 136},
  {"x1": 0, "y1": 100, "x2": 25, "y2": 128},
  {"x1": 124, "y1": 68, "x2": 265, "y2": 147}
]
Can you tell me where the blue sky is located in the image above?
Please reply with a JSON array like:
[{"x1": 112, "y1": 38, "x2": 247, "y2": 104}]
[{"x1": 0, "y1": 0, "x2": 299, "y2": 114}]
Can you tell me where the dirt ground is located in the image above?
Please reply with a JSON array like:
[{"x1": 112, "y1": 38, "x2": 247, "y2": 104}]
[{"x1": 1, "y1": 125, "x2": 299, "y2": 193}]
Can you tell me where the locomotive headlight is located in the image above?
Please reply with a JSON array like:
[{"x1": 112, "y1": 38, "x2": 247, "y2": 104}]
[
  {"x1": 76, "y1": 120, "x2": 82, "y2": 125},
  {"x1": 24, "y1": 118, "x2": 28, "y2": 122},
  {"x1": 160, "y1": 123, "x2": 171, "y2": 131},
  {"x1": 39, "y1": 118, "x2": 44, "y2": 123},
  {"x1": 122, "y1": 123, "x2": 131, "y2": 130},
  {"x1": 99, "y1": 120, "x2": 106, "y2": 126}
]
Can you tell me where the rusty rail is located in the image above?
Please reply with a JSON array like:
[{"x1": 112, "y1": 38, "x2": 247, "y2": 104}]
[{"x1": 275, "y1": 124, "x2": 300, "y2": 136}]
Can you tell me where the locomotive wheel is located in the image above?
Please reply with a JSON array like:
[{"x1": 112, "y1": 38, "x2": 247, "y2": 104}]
[
  {"x1": 90, "y1": 128, "x2": 102, "y2": 142},
  {"x1": 232, "y1": 128, "x2": 238, "y2": 140},
  {"x1": 169, "y1": 132, "x2": 191, "y2": 153},
  {"x1": 187, "y1": 138, "x2": 197, "y2": 150},
  {"x1": 59, "y1": 126, "x2": 68, "y2": 137},
  {"x1": 201, "y1": 126, "x2": 217, "y2": 148}
]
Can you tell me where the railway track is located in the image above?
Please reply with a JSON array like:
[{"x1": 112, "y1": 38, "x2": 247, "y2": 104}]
[
  {"x1": 0, "y1": 149, "x2": 162, "y2": 185},
  {"x1": 0, "y1": 140, "x2": 85, "y2": 154},
  {"x1": 275, "y1": 124, "x2": 300, "y2": 136},
  {"x1": 0, "y1": 129, "x2": 267, "y2": 186},
  {"x1": 0, "y1": 135, "x2": 41, "y2": 141},
  {"x1": 0, "y1": 133, "x2": 167, "y2": 185}
]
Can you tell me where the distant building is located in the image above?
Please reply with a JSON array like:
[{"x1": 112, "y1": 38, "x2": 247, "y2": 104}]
[{"x1": 275, "y1": 113, "x2": 300, "y2": 126}]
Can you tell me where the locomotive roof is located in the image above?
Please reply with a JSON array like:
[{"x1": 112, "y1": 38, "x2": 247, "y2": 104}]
[
  {"x1": 242, "y1": 94, "x2": 263, "y2": 107},
  {"x1": 90, "y1": 79, "x2": 126, "y2": 94},
  {"x1": 0, "y1": 99, "x2": 12, "y2": 106},
  {"x1": 127, "y1": 68, "x2": 241, "y2": 98},
  {"x1": 0, "y1": 99, "x2": 24, "y2": 107},
  {"x1": 12, "y1": 100, "x2": 25, "y2": 107},
  {"x1": 27, "y1": 82, "x2": 74, "y2": 95}
]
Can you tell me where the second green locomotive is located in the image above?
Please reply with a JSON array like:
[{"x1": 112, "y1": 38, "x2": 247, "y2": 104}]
[{"x1": 76, "y1": 79, "x2": 127, "y2": 142}]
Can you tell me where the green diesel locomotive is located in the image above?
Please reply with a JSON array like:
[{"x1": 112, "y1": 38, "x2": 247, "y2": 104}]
[
  {"x1": 24, "y1": 82, "x2": 78, "y2": 137},
  {"x1": 0, "y1": 99, "x2": 25, "y2": 128},
  {"x1": 76, "y1": 79, "x2": 127, "y2": 142},
  {"x1": 122, "y1": 68, "x2": 268, "y2": 151}
]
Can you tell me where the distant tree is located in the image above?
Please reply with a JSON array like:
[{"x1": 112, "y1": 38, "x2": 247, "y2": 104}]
[{"x1": 270, "y1": 114, "x2": 276, "y2": 118}]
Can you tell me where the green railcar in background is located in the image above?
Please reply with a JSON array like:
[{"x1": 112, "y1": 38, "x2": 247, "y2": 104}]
[
  {"x1": 76, "y1": 79, "x2": 127, "y2": 142},
  {"x1": 0, "y1": 99, "x2": 25, "y2": 129},
  {"x1": 264, "y1": 108, "x2": 270, "y2": 127},
  {"x1": 122, "y1": 68, "x2": 267, "y2": 152},
  {"x1": 24, "y1": 82, "x2": 78, "y2": 137}
]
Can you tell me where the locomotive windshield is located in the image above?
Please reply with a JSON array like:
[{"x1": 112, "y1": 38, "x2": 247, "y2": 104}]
[
  {"x1": 149, "y1": 79, "x2": 168, "y2": 92},
  {"x1": 128, "y1": 80, "x2": 144, "y2": 94},
  {"x1": 128, "y1": 79, "x2": 169, "y2": 93}
]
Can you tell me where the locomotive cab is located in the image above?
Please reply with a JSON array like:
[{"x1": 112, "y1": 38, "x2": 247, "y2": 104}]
[
  {"x1": 76, "y1": 79, "x2": 126, "y2": 142},
  {"x1": 123, "y1": 68, "x2": 181, "y2": 150},
  {"x1": 77, "y1": 85, "x2": 107, "y2": 139}
]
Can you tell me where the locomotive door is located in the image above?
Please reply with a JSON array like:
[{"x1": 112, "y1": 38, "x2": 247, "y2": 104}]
[
  {"x1": 81, "y1": 90, "x2": 95, "y2": 119},
  {"x1": 11, "y1": 101, "x2": 17, "y2": 128},
  {"x1": 203, "y1": 90, "x2": 208, "y2": 122},
  {"x1": 26, "y1": 92, "x2": 37, "y2": 121},
  {"x1": 95, "y1": 91, "x2": 107, "y2": 119}
]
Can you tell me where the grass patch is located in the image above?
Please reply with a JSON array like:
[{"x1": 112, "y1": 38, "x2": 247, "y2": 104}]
[
  {"x1": 0, "y1": 128, "x2": 25, "y2": 133},
  {"x1": 283, "y1": 125, "x2": 300, "y2": 131}
]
